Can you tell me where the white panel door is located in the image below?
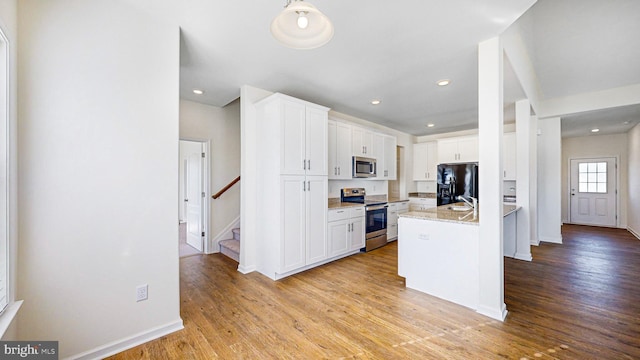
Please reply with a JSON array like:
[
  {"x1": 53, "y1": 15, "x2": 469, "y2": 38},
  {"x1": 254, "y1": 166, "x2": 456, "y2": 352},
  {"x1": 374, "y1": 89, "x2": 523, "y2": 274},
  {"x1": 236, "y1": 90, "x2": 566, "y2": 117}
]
[
  {"x1": 328, "y1": 219, "x2": 349, "y2": 257},
  {"x1": 349, "y1": 216, "x2": 365, "y2": 251},
  {"x1": 438, "y1": 139, "x2": 459, "y2": 163},
  {"x1": 328, "y1": 120, "x2": 338, "y2": 178},
  {"x1": 281, "y1": 176, "x2": 306, "y2": 272},
  {"x1": 305, "y1": 176, "x2": 328, "y2": 264},
  {"x1": 185, "y1": 145, "x2": 204, "y2": 251},
  {"x1": 425, "y1": 142, "x2": 438, "y2": 180},
  {"x1": 305, "y1": 107, "x2": 328, "y2": 176},
  {"x1": 457, "y1": 137, "x2": 478, "y2": 162},
  {"x1": 570, "y1": 158, "x2": 617, "y2": 227},
  {"x1": 413, "y1": 143, "x2": 428, "y2": 181},
  {"x1": 503, "y1": 132, "x2": 516, "y2": 180},
  {"x1": 335, "y1": 122, "x2": 352, "y2": 179},
  {"x1": 383, "y1": 135, "x2": 397, "y2": 179},
  {"x1": 280, "y1": 100, "x2": 306, "y2": 175}
]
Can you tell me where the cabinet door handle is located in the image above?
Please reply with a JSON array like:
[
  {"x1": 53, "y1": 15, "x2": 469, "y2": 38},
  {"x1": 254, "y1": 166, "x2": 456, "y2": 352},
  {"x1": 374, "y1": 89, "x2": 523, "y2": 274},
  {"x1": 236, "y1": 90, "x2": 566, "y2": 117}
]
[
  {"x1": 307, "y1": 181, "x2": 310, "y2": 191},
  {"x1": 303, "y1": 159, "x2": 306, "y2": 170},
  {"x1": 504, "y1": 170, "x2": 506, "y2": 178},
  {"x1": 334, "y1": 167, "x2": 337, "y2": 175},
  {"x1": 308, "y1": 160, "x2": 311, "y2": 170},
  {"x1": 303, "y1": 181, "x2": 306, "y2": 191},
  {"x1": 338, "y1": 167, "x2": 340, "y2": 175}
]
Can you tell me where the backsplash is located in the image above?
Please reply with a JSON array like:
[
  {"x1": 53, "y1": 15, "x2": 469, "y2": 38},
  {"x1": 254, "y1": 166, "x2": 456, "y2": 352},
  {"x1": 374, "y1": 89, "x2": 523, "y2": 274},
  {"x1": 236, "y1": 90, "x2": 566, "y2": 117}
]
[
  {"x1": 328, "y1": 180, "x2": 388, "y2": 198},
  {"x1": 416, "y1": 181, "x2": 437, "y2": 193}
]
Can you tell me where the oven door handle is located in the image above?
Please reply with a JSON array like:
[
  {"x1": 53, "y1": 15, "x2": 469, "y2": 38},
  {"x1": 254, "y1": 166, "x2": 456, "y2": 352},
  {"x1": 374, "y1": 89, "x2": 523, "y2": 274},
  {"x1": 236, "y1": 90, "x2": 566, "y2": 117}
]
[{"x1": 366, "y1": 205, "x2": 388, "y2": 211}]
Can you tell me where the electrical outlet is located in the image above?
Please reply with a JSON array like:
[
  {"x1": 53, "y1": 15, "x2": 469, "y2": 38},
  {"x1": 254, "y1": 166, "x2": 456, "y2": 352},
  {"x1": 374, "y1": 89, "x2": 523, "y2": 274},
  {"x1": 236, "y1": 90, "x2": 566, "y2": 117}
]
[{"x1": 136, "y1": 284, "x2": 148, "y2": 302}]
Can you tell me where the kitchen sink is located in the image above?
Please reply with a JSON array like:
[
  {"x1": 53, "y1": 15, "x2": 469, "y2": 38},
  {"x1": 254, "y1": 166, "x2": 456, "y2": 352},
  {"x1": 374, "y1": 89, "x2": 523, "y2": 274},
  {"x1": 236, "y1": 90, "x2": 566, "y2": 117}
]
[{"x1": 448, "y1": 205, "x2": 473, "y2": 211}]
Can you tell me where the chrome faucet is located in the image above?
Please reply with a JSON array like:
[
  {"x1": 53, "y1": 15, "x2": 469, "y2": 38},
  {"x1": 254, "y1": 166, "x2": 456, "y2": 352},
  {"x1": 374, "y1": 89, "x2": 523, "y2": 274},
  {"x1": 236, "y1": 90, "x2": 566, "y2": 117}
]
[{"x1": 457, "y1": 195, "x2": 478, "y2": 214}]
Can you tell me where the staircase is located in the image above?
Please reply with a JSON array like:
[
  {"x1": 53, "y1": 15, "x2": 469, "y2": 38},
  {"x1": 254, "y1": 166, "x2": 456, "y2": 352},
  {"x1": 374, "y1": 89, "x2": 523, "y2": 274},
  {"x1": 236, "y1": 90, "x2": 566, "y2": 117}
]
[{"x1": 219, "y1": 228, "x2": 240, "y2": 262}]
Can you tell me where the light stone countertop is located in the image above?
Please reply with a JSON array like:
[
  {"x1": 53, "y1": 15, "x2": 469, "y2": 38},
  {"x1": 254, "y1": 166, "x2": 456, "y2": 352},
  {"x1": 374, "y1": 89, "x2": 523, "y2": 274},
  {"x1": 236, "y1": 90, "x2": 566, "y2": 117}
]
[
  {"x1": 399, "y1": 203, "x2": 520, "y2": 225},
  {"x1": 328, "y1": 198, "x2": 365, "y2": 210},
  {"x1": 407, "y1": 192, "x2": 437, "y2": 198}
]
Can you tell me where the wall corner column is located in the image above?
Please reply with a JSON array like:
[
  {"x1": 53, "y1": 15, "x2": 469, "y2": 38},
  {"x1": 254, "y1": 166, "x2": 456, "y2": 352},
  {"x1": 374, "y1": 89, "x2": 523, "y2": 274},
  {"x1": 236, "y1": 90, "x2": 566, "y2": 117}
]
[
  {"x1": 477, "y1": 37, "x2": 507, "y2": 321},
  {"x1": 515, "y1": 99, "x2": 533, "y2": 261}
]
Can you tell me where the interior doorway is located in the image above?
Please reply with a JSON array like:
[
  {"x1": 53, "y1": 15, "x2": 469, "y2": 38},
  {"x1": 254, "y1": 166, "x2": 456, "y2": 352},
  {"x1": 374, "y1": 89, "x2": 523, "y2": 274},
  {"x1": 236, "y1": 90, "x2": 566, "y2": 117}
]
[
  {"x1": 569, "y1": 157, "x2": 618, "y2": 227},
  {"x1": 179, "y1": 140, "x2": 207, "y2": 256}
]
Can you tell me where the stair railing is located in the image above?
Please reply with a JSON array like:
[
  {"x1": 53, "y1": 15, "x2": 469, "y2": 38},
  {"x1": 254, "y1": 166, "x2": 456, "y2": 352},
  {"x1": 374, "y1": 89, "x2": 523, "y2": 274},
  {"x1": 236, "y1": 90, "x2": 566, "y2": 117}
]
[{"x1": 212, "y1": 176, "x2": 240, "y2": 199}]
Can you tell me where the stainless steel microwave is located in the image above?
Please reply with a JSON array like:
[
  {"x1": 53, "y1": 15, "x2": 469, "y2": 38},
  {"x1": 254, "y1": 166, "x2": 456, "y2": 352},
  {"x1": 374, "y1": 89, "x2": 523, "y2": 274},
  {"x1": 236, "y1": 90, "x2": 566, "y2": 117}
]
[{"x1": 352, "y1": 156, "x2": 376, "y2": 178}]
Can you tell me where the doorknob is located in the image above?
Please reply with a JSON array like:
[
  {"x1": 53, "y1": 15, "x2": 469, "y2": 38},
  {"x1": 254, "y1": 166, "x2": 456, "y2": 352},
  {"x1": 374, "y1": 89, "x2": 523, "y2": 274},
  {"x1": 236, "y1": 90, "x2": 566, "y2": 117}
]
[{"x1": 184, "y1": 199, "x2": 189, "y2": 202}]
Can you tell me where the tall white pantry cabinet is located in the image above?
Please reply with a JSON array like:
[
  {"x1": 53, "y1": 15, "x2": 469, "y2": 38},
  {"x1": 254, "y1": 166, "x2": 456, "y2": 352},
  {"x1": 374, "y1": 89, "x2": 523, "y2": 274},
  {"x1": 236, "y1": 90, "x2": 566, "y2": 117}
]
[{"x1": 254, "y1": 93, "x2": 329, "y2": 280}]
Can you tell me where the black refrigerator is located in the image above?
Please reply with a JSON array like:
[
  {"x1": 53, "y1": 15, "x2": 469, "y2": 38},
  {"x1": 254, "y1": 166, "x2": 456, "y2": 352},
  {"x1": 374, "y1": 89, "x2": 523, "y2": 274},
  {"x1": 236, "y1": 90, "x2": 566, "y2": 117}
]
[{"x1": 437, "y1": 162, "x2": 479, "y2": 206}]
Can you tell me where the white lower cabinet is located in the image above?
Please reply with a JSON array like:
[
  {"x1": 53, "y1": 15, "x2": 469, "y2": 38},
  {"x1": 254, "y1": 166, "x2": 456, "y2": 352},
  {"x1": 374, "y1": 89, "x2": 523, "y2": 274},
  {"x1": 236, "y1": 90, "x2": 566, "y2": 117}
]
[
  {"x1": 281, "y1": 176, "x2": 328, "y2": 273},
  {"x1": 387, "y1": 201, "x2": 409, "y2": 240},
  {"x1": 408, "y1": 197, "x2": 436, "y2": 211},
  {"x1": 328, "y1": 206, "x2": 365, "y2": 257}
]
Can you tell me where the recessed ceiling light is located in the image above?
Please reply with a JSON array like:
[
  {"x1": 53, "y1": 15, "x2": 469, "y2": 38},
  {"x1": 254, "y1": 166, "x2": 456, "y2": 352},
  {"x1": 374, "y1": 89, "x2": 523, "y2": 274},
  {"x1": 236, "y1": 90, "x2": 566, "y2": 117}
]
[
  {"x1": 371, "y1": 99, "x2": 381, "y2": 105},
  {"x1": 623, "y1": 121, "x2": 630, "y2": 125},
  {"x1": 591, "y1": 128, "x2": 600, "y2": 133},
  {"x1": 436, "y1": 79, "x2": 451, "y2": 86},
  {"x1": 193, "y1": 89, "x2": 204, "y2": 95},
  {"x1": 426, "y1": 123, "x2": 435, "y2": 128}
]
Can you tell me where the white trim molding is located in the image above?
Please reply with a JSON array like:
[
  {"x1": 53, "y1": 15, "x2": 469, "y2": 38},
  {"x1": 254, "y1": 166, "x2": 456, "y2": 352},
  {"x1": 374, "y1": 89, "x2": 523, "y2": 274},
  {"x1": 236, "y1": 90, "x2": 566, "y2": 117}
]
[{"x1": 70, "y1": 319, "x2": 184, "y2": 360}]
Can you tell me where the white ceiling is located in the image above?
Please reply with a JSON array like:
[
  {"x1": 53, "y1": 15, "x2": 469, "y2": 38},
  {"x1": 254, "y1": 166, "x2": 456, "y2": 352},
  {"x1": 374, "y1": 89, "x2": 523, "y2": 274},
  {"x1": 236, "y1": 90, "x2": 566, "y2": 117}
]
[{"x1": 130, "y1": 0, "x2": 640, "y2": 137}]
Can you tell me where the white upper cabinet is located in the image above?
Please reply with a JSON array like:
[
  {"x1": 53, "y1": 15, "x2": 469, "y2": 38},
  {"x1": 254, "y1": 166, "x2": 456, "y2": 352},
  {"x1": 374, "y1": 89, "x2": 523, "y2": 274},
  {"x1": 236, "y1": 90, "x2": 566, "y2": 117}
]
[
  {"x1": 352, "y1": 126, "x2": 373, "y2": 157},
  {"x1": 274, "y1": 96, "x2": 328, "y2": 176},
  {"x1": 413, "y1": 142, "x2": 437, "y2": 181},
  {"x1": 437, "y1": 136, "x2": 478, "y2": 163},
  {"x1": 382, "y1": 135, "x2": 397, "y2": 180},
  {"x1": 503, "y1": 132, "x2": 516, "y2": 180},
  {"x1": 372, "y1": 133, "x2": 385, "y2": 178},
  {"x1": 328, "y1": 120, "x2": 352, "y2": 180}
]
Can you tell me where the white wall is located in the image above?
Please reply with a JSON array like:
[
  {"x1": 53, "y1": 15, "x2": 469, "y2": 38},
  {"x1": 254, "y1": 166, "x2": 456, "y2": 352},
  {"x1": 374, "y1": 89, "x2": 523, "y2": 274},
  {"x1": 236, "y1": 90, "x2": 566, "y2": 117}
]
[
  {"x1": 180, "y1": 99, "x2": 241, "y2": 250},
  {"x1": 537, "y1": 117, "x2": 563, "y2": 243},
  {"x1": 562, "y1": 134, "x2": 628, "y2": 228},
  {"x1": 240, "y1": 85, "x2": 273, "y2": 274},
  {"x1": 0, "y1": 0, "x2": 18, "y2": 340},
  {"x1": 628, "y1": 123, "x2": 640, "y2": 238},
  {"x1": 17, "y1": 1, "x2": 181, "y2": 358}
]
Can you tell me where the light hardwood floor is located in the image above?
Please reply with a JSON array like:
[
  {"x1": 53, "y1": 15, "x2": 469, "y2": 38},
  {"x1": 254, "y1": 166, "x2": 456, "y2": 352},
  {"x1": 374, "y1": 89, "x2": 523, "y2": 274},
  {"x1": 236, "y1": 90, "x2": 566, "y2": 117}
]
[{"x1": 110, "y1": 224, "x2": 640, "y2": 359}]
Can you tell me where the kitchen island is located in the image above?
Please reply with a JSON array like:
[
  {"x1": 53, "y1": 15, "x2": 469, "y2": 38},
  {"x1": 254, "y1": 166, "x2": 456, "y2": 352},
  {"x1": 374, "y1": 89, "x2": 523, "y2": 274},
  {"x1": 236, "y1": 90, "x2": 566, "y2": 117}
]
[{"x1": 398, "y1": 204, "x2": 518, "y2": 311}]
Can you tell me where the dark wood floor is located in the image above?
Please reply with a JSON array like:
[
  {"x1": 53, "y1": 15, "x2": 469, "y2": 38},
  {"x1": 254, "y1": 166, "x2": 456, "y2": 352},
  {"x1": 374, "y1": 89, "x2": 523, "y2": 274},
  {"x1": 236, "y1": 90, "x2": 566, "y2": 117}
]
[{"x1": 110, "y1": 224, "x2": 640, "y2": 359}]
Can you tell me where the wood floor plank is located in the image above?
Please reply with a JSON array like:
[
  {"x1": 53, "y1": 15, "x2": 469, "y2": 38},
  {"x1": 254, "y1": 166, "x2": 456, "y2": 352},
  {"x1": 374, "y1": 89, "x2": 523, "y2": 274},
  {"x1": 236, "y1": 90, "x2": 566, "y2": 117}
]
[{"x1": 108, "y1": 225, "x2": 640, "y2": 359}]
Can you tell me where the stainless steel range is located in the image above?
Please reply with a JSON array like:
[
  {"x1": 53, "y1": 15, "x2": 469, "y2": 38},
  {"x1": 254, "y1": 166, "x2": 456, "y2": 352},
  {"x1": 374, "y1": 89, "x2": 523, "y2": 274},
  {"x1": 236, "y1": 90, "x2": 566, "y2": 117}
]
[{"x1": 340, "y1": 188, "x2": 388, "y2": 252}]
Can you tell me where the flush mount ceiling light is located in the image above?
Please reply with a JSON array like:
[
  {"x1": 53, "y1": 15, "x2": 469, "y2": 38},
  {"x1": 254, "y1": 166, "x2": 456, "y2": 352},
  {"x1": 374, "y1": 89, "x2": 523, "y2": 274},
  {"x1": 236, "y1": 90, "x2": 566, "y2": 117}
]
[
  {"x1": 371, "y1": 99, "x2": 381, "y2": 105},
  {"x1": 591, "y1": 128, "x2": 600, "y2": 133},
  {"x1": 193, "y1": 89, "x2": 204, "y2": 95},
  {"x1": 271, "y1": 0, "x2": 334, "y2": 49},
  {"x1": 426, "y1": 123, "x2": 435, "y2": 128},
  {"x1": 436, "y1": 79, "x2": 451, "y2": 86}
]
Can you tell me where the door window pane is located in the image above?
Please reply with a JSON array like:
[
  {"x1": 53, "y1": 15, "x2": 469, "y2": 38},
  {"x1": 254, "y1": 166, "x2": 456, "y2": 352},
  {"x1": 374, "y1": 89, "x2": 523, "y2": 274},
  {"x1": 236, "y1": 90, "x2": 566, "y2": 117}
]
[{"x1": 578, "y1": 161, "x2": 607, "y2": 193}]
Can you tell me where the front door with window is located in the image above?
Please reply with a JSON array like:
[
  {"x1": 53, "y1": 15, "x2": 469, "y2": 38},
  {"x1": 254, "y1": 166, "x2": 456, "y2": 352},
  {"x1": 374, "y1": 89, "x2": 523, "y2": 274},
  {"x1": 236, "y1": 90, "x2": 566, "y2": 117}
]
[{"x1": 569, "y1": 157, "x2": 617, "y2": 227}]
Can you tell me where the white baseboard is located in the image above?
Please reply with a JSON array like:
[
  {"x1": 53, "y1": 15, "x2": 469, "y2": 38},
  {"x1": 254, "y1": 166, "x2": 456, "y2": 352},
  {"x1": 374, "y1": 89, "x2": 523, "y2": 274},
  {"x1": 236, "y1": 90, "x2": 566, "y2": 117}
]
[
  {"x1": 476, "y1": 303, "x2": 508, "y2": 322},
  {"x1": 69, "y1": 319, "x2": 184, "y2": 360},
  {"x1": 237, "y1": 264, "x2": 256, "y2": 274},
  {"x1": 539, "y1": 235, "x2": 562, "y2": 244},
  {"x1": 628, "y1": 226, "x2": 640, "y2": 240},
  {"x1": 514, "y1": 252, "x2": 533, "y2": 261},
  {"x1": 208, "y1": 215, "x2": 241, "y2": 254},
  {"x1": 530, "y1": 238, "x2": 540, "y2": 246}
]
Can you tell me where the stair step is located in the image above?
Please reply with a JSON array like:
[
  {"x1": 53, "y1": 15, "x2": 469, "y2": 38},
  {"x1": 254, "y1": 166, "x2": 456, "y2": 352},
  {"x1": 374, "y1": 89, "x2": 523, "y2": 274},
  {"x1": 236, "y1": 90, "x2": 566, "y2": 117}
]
[
  {"x1": 232, "y1": 228, "x2": 240, "y2": 241},
  {"x1": 219, "y1": 239, "x2": 239, "y2": 262}
]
